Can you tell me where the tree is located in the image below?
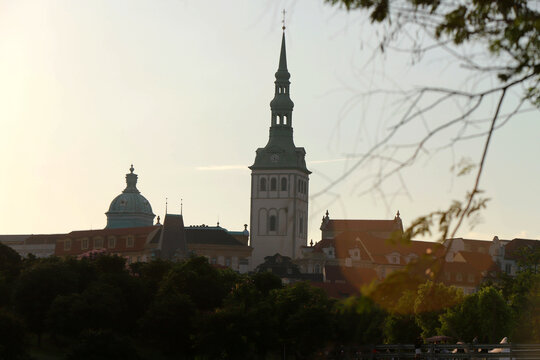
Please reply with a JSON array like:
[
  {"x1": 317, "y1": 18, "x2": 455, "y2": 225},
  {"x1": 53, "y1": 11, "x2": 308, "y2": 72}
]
[
  {"x1": 13, "y1": 261, "x2": 78, "y2": 345},
  {"x1": 0, "y1": 309, "x2": 27, "y2": 360},
  {"x1": 383, "y1": 290, "x2": 422, "y2": 343},
  {"x1": 271, "y1": 282, "x2": 334, "y2": 359},
  {"x1": 0, "y1": 243, "x2": 23, "y2": 307},
  {"x1": 440, "y1": 286, "x2": 511, "y2": 343},
  {"x1": 335, "y1": 295, "x2": 387, "y2": 345},
  {"x1": 0, "y1": 242, "x2": 22, "y2": 281},
  {"x1": 414, "y1": 281, "x2": 462, "y2": 338},
  {"x1": 158, "y1": 256, "x2": 239, "y2": 311},
  {"x1": 511, "y1": 273, "x2": 540, "y2": 343},
  {"x1": 65, "y1": 329, "x2": 141, "y2": 360},
  {"x1": 138, "y1": 293, "x2": 196, "y2": 358},
  {"x1": 321, "y1": 0, "x2": 539, "y2": 242}
]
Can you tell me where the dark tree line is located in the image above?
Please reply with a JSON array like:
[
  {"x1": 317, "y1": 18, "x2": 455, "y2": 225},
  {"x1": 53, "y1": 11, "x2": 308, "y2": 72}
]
[{"x1": 0, "y1": 242, "x2": 538, "y2": 360}]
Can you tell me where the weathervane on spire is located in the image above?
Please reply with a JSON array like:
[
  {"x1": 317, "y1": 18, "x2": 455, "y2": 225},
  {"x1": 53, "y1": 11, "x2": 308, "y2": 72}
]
[
  {"x1": 282, "y1": 9, "x2": 286, "y2": 31},
  {"x1": 180, "y1": 198, "x2": 183, "y2": 215},
  {"x1": 165, "y1": 197, "x2": 168, "y2": 214}
]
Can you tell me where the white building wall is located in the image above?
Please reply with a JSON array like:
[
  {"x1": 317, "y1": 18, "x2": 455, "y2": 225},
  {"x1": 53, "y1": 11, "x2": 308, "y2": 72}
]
[{"x1": 250, "y1": 169, "x2": 309, "y2": 269}]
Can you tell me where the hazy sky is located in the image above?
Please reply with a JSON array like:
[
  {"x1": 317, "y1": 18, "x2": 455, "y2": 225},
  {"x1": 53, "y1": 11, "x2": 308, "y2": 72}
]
[{"x1": 1, "y1": 0, "x2": 538, "y2": 242}]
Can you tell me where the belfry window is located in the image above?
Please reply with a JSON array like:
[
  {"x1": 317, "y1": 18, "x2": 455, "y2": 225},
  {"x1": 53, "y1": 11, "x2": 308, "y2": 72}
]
[
  {"x1": 260, "y1": 178, "x2": 267, "y2": 191},
  {"x1": 281, "y1": 177, "x2": 287, "y2": 191},
  {"x1": 270, "y1": 178, "x2": 277, "y2": 191},
  {"x1": 269, "y1": 215, "x2": 277, "y2": 232}
]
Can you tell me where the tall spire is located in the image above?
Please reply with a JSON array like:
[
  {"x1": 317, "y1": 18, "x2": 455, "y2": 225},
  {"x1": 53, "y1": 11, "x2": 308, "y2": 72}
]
[
  {"x1": 270, "y1": 31, "x2": 294, "y2": 129},
  {"x1": 250, "y1": 25, "x2": 309, "y2": 175},
  {"x1": 277, "y1": 33, "x2": 289, "y2": 79}
]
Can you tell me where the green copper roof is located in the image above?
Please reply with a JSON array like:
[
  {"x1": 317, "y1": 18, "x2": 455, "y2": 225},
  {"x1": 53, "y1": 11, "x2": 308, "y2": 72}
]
[
  {"x1": 106, "y1": 165, "x2": 155, "y2": 229},
  {"x1": 250, "y1": 32, "x2": 310, "y2": 174}
]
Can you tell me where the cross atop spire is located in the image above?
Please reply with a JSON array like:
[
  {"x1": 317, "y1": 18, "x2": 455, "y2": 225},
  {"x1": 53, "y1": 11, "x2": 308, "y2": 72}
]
[{"x1": 282, "y1": 9, "x2": 286, "y2": 31}]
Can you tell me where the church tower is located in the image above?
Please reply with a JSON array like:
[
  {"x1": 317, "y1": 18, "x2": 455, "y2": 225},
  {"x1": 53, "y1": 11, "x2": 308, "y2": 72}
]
[{"x1": 249, "y1": 31, "x2": 310, "y2": 268}]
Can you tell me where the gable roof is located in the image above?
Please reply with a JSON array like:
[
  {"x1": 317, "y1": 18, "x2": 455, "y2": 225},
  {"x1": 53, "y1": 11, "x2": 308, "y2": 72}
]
[
  {"x1": 332, "y1": 231, "x2": 443, "y2": 265},
  {"x1": 445, "y1": 238, "x2": 492, "y2": 253},
  {"x1": 323, "y1": 219, "x2": 400, "y2": 233},
  {"x1": 504, "y1": 238, "x2": 540, "y2": 260},
  {"x1": 68, "y1": 225, "x2": 160, "y2": 238},
  {"x1": 453, "y1": 251, "x2": 497, "y2": 273},
  {"x1": 185, "y1": 226, "x2": 247, "y2": 247}
]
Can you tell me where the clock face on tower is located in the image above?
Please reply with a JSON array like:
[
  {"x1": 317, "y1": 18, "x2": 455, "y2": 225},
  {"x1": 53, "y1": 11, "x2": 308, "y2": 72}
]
[{"x1": 270, "y1": 153, "x2": 280, "y2": 162}]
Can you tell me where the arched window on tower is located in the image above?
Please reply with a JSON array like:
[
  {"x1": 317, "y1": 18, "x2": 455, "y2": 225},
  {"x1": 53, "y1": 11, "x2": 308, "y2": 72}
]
[
  {"x1": 269, "y1": 215, "x2": 277, "y2": 232},
  {"x1": 260, "y1": 178, "x2": 267, "y2": 191},
  {"x1": 281, "y1": 177, "x2": 287, "y2": 191},
  {"x1": 270, "y1": 177, "x2": 277, "y2": 191},
  {"x1": 283, "y1": 115, "x2": 287, "y2": 125}
]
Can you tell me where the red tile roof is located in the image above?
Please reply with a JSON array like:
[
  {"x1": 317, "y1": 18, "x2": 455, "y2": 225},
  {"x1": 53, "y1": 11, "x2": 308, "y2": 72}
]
[
  {"x1": 323, "y1": 219, "x2": 400, "y2": 232},
  {"x1": 504, "y1": 238, "x2": 540, "y2": 260},
  {"x1": 439, "y1": 261, "x2": 484, "y2": 287},
  {"x1": 312, "y1": 231, "x2": 444, "y2": 265},
  {"x1": 67, "y1": 225, "x2": 160, "y2": 238},
  {"x1": 453, "y1": 251, "x2": 497, "y2": 273}
]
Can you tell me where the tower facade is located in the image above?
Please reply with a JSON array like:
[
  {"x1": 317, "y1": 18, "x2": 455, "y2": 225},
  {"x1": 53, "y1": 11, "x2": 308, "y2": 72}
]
[{"x1": 249, "y1": 33, "x2": 310, "y2": 268}]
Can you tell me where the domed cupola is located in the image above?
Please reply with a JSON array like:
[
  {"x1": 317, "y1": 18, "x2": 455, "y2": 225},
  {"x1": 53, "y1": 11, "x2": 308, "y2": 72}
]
[{"x1": 105, "y1": 165, "x2": 155, "y2": 229}]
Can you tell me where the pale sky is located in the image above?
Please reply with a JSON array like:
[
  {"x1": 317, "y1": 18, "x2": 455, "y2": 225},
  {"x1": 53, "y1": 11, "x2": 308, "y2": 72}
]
[{"x1": 1, "y1": 0, "x2": 539, "y2": 242}]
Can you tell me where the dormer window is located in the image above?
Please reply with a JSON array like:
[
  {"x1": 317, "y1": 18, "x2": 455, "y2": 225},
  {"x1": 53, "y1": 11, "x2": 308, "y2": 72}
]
[
  {"x1": 386, "y1": 252, "x2": 400, "y2": 264},
  {"x1": 405, "y1": 253, "x2": 418, "y2": 264},
  {"x1": 324, "y1": 247, "x2": 335, "y2": 258},
  {"x1": 350, "y1": 248, "x2": 360, "y2": 260}
]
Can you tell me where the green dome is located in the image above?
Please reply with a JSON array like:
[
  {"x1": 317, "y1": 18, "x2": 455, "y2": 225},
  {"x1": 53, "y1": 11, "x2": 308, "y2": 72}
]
[
  {"x1": 108, "y1": 192, "x2": 153, "y2": 215},
  {"x1": 105, "y1": 165, "x2": 155, "y2": 229}
]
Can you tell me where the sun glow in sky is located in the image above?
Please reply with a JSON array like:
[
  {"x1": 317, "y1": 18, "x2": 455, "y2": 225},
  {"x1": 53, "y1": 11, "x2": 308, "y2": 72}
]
[{"x1": 1, "y1": 0, "x2": 539, "y2": 241}]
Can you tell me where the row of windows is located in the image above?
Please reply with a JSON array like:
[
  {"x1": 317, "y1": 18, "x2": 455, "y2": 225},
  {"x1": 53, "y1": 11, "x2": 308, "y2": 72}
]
[
  {"x1": 260, "y1": 177, "x2": 288, "y2": 191},
  {"x1": 259, "y1": 176, "x2": 308, "y2": 194},
  {"x1": 273, "y1": 114, "x2": 290, "y2": 126},
  {"x1": 64, "y1": 236, "x2": 135, "y2": 251}
]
